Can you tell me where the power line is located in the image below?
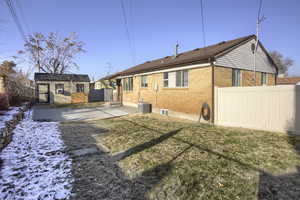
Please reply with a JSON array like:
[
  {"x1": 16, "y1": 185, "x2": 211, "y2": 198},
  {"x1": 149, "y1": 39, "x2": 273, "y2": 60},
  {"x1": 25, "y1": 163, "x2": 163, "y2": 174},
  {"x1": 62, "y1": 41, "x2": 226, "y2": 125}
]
[
  {"x1": 253, "y1": 0, "x2": 266, "y2": 85},
  {"x1": 120, "y1": 0, "x2": 136, "y2": 65},
  {"x1": 15, "y1": 0, "x2": 32, "y2": 35},
  {"x1": 200, "y1": 0, "x2": 206, "y2": 47},
  {"x1": 4, "y1": 0, "x2": 27, "y2": 42}
]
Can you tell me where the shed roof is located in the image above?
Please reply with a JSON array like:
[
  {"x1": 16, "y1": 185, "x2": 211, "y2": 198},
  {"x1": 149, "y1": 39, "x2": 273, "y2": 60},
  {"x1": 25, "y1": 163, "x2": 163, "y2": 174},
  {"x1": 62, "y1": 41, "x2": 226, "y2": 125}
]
[{"x1": 34, "y1": 73, "x2": 90, "y2": 82}]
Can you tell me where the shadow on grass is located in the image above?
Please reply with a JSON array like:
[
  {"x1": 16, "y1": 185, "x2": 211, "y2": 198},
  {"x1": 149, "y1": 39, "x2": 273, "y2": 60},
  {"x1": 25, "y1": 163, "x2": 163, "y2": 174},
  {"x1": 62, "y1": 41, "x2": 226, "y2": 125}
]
[
  {"x1": 112, "y1": 128, "x2": 183, "y2": 161},
  {"x1": 59, "y1": 121, "x2": 187, "y2": 200},
  {"x1": 59, "y1": 105, "x2": 300, "y2": 199},
  {"x1": 257, "y1": 87, "x2": 300, "y2": 200},
  {"x1": 112, "y1": 117, "x2": 300, "y2": 199}
]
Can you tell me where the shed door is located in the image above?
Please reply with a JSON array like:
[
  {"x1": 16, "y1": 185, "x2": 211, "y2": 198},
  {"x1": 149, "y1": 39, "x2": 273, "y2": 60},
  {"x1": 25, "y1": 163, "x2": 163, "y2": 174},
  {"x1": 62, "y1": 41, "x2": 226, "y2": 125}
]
[{"x1": 37, "y1": 83, "x2": 50, "y2": 103}]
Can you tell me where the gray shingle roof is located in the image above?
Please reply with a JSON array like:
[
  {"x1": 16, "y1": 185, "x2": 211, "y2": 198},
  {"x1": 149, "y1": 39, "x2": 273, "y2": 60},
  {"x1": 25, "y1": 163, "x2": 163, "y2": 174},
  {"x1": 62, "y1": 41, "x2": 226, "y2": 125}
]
[{"x1": 34, "y1": 73, "x2": 90, "y2": 82}]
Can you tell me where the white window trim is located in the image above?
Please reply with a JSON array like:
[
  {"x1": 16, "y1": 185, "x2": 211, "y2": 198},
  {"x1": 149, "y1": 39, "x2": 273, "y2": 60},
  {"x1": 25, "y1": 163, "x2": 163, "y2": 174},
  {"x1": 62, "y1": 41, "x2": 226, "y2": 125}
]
[
  {"x1": 232, "y1": 69, "x2": 242, "y2": 87},
  {"x1": 261, "y1": 72, "x2": 268, "y2": 85},
  {"x1": 163, "y1": 72, "x2": 169, "y2": 88},
  {"x1": 140, "y1": 75, "x2": 148, "y2": 88},
  {"x1": 164, "y1": 70, "x2": 189, "y2": 88}
]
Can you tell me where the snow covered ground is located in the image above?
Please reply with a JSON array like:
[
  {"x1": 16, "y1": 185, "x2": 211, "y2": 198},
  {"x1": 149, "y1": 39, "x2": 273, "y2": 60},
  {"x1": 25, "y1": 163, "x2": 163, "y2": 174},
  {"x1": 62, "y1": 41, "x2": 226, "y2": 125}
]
[
  {"x1": 0, "y1": 107, "x2": 21, "y2": 129},
  {"x1": 0, "y1": 110, "x2": 73, "y2": 200}
]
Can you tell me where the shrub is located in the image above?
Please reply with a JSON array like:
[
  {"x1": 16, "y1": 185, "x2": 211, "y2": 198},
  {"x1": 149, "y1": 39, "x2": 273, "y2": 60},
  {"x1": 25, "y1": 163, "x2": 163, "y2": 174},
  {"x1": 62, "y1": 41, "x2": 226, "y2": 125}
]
[{"x1": 0, "y1": 93, "x2": 9, "y2": 110}]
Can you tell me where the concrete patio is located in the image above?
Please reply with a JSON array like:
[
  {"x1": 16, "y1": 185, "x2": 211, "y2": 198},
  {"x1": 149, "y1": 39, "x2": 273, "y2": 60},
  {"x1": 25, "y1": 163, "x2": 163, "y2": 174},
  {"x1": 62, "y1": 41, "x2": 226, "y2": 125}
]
[{"x1": 32, "y1": 105, "x2": 137, "y2": 122}]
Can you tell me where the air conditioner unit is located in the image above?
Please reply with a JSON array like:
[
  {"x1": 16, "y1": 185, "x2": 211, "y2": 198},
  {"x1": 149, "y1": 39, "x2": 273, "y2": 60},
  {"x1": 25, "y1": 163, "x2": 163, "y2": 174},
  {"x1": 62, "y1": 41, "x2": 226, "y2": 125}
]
[
  {"x1": 138, "y1": 102, "x2": 152, "y2": 114},
  {"x1": 160, "y1": 109, "x2": 168, "y2": 116}
]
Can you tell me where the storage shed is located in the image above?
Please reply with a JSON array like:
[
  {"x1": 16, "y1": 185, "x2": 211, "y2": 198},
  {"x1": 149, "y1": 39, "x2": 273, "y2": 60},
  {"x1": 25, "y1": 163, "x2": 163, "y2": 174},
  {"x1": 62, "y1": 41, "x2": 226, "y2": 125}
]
[{"x1": 34, "y1": 73, "x2": 90, "y2": 104}]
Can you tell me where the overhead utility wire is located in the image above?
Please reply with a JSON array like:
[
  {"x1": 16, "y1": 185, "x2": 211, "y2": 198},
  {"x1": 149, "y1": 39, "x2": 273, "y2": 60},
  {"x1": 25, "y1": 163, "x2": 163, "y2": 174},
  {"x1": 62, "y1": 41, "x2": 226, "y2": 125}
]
[
  {"x1": 4, "y1": 0, "x2": 27, "y2": 42},
  {"x1": 200, "y1": 0, "x2": 206, "y2": 47},
  {"x1": 15, "y1": 0, "x2": 32, "y2": 35},
  {"x1": 120, "y1": 0, "x2": 136, "y2": 65}
]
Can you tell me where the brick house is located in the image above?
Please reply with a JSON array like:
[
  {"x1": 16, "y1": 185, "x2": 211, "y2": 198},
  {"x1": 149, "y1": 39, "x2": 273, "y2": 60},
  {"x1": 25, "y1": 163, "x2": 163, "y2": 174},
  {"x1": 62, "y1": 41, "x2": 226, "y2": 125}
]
[
  {"x1": 34, "y1": 73, "x2": 90, "y2": 104},
  {"x1": 105, "y1": 35, "x2": 278, "y2": 121}
]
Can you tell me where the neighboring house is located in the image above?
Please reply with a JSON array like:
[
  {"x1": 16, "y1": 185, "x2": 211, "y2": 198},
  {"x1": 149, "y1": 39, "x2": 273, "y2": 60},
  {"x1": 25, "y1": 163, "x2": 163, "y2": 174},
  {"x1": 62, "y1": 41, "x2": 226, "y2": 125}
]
[
  {"x1": 106, "y1": 35, "x2": 278, "y2": 121},
  {"x1": 94, "y1": 75, "x2": 117, "y2": 90},
  {"x1": 34, "y1": 73, "x2": 90, "y2": 104},
  {"x1": 89, "y1": 74, "x2": 118, "y2": 102},
  {"x1": 277, "y1": 77, "x2": 300, "y2": 85}
]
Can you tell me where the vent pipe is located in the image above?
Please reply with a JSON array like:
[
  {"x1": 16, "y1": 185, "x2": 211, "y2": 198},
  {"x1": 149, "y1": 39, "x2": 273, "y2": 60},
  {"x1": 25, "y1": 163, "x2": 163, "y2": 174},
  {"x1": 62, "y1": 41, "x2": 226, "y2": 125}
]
[{"x1": 173, "y1": 43, "x2": 179, "y2": 58}]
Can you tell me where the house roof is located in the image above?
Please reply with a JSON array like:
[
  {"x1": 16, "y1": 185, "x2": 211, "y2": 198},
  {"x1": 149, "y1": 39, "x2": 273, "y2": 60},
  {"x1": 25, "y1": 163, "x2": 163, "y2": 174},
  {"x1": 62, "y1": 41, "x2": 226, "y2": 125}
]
[
  {"x1": 98, "y1": 73, "x2": 121, "y2": 81},
  {"x1": 34, "y1": 73, "x2": 90, "y2": 82},
  {"x1": 106, "y1": 34, "x2": 277, "y2": 79},
  {"x1": 277, "y1": 77, "x2": 300, "y2": 85}
]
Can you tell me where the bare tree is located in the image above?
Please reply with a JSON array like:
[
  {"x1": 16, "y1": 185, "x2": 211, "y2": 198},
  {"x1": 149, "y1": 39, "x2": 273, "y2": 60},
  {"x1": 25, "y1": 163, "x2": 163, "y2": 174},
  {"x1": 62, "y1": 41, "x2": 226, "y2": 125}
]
[
  {"x1": 18, "y1": 32, "x2": 85, "y2": 74},
  {"x1": 269, "y1": 51, "x2": 294, "y2": 75}
]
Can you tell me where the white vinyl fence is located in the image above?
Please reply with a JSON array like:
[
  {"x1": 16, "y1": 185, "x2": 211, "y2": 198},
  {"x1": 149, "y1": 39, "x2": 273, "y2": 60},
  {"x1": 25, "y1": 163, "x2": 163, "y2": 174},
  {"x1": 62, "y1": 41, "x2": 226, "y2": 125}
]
[{"x1": 214, "y1": 85, "x2": 300, "y2": 134}]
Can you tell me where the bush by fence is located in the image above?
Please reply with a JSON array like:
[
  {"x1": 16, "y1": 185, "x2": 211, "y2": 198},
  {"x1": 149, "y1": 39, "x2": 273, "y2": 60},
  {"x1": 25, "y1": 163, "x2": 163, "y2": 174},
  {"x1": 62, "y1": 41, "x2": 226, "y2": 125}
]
[
  {"x1": 0, "y1": 74, "x2": 34, "y2": 107},
  {"x1": 0, "y1": 93, "x2": 9, "y2": 110}
]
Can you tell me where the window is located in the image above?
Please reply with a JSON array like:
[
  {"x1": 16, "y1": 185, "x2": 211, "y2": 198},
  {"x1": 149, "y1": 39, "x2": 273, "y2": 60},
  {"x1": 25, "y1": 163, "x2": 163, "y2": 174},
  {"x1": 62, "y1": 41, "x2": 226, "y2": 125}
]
[
  {"x1": 232, "y1": 69, "x2": 241, "y2": 86},
  {"x1": 141, "y1": 75, "x2": 148, "y2": 87},
  {"x1": 261, "y1": 72, "x2": 267, "y2": 85},
  {"x1": 76, "y1": 84, "x2": 84, "y2": 92},
  {"x1": 163, "y1": 70, "x2": 188, "y2": 88},
  {"x1": 163, "y1": 72, "x2": 168, "y2": 87},
  {"x1": 55, "y1": 84, "x2": 64, "y2": 94},
  {"x1": 123, "y1": 77, "x2": 133, "y2": 91},
  {"x1": 176, "y1": 70, "x2": 188, "y2": 87}
]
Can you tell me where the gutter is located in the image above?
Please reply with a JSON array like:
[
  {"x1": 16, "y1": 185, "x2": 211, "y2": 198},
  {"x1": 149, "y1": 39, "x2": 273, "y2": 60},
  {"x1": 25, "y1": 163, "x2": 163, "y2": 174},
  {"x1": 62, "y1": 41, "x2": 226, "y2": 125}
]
[{"x1": 116, "y1": 62, "x2": 212, "y2": 79}]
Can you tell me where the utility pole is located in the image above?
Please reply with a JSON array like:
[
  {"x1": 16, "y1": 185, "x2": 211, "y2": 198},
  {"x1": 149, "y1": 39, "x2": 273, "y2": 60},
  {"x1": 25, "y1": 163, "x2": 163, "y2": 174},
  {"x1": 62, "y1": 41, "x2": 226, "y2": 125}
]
[
  {"x1": 253, "y1": 0, "x2": 266, "y2": 85},
  {"x1": 37, "y1": 39, "x2": 41, "y2": 72}
]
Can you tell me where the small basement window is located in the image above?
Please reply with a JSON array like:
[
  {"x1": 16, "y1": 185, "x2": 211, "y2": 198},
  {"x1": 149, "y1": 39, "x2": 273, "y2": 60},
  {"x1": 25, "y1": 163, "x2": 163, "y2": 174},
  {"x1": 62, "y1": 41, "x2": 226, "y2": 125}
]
[
  {"x1": 76, "y1": 84, "x2": 85, "y2": 92},
  {"x1": 55, "y1": 84, "x2": 64, "y2": 94}
]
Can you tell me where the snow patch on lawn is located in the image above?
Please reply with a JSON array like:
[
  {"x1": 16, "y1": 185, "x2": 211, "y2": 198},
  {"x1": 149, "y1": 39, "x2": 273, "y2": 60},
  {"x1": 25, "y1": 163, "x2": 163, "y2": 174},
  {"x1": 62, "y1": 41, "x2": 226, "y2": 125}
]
[{"x1": 0, "y1": 110, "x2": 73, "y2": 200}]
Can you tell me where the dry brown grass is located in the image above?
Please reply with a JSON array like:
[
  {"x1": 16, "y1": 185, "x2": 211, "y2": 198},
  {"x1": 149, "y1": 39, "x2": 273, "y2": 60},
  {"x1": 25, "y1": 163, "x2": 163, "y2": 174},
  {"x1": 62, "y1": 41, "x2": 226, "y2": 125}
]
[{"x1": 85, "y1": 114, "x2": 300, "y2": 199}]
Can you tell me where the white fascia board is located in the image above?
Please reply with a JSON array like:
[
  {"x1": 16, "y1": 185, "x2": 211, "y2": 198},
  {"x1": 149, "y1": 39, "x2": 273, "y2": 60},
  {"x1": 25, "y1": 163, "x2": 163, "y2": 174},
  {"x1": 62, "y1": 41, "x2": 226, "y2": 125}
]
[{"x1": 116, "y1": 62, "x2": 212, "y2": 79}]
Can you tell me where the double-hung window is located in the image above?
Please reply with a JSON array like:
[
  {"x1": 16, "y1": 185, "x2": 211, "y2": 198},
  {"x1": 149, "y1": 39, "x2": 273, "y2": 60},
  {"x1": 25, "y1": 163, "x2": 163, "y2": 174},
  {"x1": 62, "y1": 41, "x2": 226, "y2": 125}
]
[
  {"x1": 176, "y1": 70, "x2": 188, "y2": 87},
  {"x1": 232, "y1": 69, "x2": 241, "y2": 86},
  {"x1": 163, "y1": 70, "x2": 188, "y2": 88},
  {"x1": 261, "y1": 72, "x2": 267, "y2": 85},
  {"x1": 141, "y1": 75, "x2": 148, "y2": 87},
  {"x1": 163, "y1": 72, "x2": 169, "y2": 87},
  {"x1": 123, "y1": 77, "x2": 133, "y2": 91}
]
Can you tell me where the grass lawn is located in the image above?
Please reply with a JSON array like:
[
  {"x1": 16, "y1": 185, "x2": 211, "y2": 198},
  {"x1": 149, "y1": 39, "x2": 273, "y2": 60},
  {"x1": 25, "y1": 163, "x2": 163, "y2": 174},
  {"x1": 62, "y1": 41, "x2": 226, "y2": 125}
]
[
  {"x1": 85, "y1": 114, "x2": 300, "y2": 199},
  {"x1": 49, "y1": 102, "x2": 105, "y2": 109}
]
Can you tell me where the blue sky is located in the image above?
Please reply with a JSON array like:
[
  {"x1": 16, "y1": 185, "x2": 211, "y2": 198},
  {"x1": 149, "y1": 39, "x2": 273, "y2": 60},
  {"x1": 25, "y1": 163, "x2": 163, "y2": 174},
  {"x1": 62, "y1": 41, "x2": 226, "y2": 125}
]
[{"x1": 0, "y1": 0, "x2": 299, "y2": 80}]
